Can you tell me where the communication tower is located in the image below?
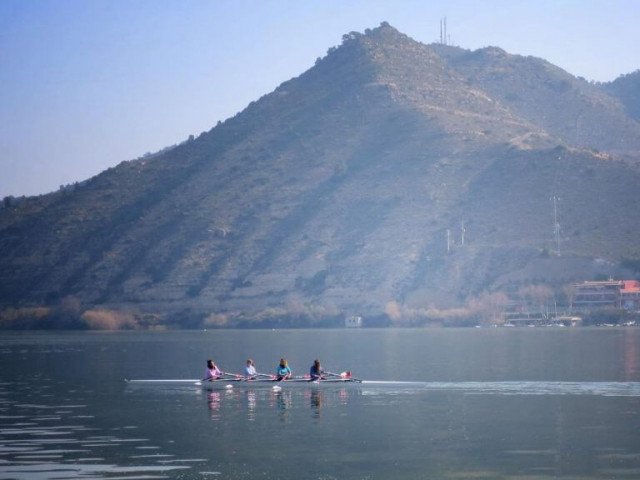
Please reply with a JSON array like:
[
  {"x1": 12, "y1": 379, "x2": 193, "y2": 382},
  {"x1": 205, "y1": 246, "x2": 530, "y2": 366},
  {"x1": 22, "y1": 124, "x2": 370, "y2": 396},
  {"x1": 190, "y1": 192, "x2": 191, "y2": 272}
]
[{"x1": 439, "y1": 17, "x2": 448, "y2": 45}]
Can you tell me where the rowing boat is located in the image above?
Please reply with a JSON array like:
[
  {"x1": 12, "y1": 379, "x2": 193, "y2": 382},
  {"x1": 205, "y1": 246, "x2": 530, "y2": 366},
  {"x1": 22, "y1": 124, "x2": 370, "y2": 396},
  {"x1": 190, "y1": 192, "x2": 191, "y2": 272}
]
[
  {"x1": 199, "y1": 376, "x2": 361, "y2": 389},
  {"x1": 127, "y1": 373, "x2": 362, "y2": 390}
]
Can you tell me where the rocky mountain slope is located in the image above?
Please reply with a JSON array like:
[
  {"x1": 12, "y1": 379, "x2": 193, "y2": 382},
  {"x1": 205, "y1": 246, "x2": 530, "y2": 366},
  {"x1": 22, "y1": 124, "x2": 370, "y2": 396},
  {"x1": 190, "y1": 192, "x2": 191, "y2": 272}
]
[
  {"x1": 2, "y1": 23, "x2": 640, "y2": 327},
  {"x1": 432, "y1": 44, "x2": 640, "y2": 154},
  {"x1": 602, "y1": 70, "x2": 640, "y2": 122}
]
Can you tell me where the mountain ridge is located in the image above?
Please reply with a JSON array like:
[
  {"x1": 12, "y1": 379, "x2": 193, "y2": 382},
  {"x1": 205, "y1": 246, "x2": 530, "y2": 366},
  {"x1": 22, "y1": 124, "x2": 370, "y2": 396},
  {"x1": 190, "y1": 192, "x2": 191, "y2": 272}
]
[{"x1": 603, "y1": 70, "x2": 640, "y2": 122}]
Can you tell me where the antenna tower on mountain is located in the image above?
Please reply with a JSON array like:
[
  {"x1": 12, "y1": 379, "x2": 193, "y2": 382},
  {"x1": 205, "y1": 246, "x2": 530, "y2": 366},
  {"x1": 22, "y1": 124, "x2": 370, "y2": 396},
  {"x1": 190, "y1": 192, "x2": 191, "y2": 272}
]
[{"x1": 439, "y1": 17, "x2": 448, "y2": 45}]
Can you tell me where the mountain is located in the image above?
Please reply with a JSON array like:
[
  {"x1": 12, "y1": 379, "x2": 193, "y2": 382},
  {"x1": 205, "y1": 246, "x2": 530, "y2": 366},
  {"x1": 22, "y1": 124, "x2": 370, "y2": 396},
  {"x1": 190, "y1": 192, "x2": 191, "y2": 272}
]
[
  {"x1": 431, "y1": 44, "x2": 640, "y2": 154},
  {"x1": 602, "y1": 70, "x2": 640, "y2": 122},
  {"x1": 2, "y1": 23, "x2": 640, "y2": 328}
]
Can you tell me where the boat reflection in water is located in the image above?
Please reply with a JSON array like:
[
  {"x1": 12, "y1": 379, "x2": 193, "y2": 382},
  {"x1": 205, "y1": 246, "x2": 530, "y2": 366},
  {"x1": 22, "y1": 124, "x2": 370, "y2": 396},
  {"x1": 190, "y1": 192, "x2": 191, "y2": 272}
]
[
  {"x1": 308, "y1": 389, "x2": 323, "y2": 418},
  {"x1": 207, "y1": 391, "x2": 221, "y2": 420},
  {"x1": 273, "y1": 389, "x2": 293, "y2": 421},
  {"x1": 200, "y1": 384, "x2": 356, "y2": 423},
  {"x1": 246, "y1": 390, "x2": 257, "y2": 421}
]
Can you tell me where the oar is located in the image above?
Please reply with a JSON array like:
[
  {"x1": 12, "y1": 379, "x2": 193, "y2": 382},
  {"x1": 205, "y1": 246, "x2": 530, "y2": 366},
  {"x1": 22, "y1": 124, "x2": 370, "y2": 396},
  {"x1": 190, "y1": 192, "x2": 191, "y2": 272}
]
[
  {"x1": 196, "y1": 375, "x2": 224, "y2": 385},
  {"x1": 254, "y1": 372, "x2": 276, "y2": 379},
  {"x1": 272, "y1": 371, "x2": 291, "y2": 391},
  {"x1": 325, "y1": 370, "x2": 362, "y2": 382},
  {"x1": 272, "y1": 376, "x2": 285, "y2": 391},
  {"x1": 196, "y1": 371, "x2": 239, "y2": 386}
]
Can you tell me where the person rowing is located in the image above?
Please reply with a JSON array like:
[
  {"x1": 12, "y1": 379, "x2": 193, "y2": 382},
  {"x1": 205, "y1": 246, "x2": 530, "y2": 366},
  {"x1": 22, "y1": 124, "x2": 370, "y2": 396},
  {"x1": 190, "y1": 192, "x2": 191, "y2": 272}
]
[
  {"x1": 276, "y1": 358, "x2": 292, "y2": 381},
  {"x1": 309, "y1": 359, "x2": 325, "y2": 381},
  {"x1": 205, "y1": 359, "x2": 222, "y2": 381},
  {"x1": 244, "y1": 359, "x2": 257, "y2": 379}
]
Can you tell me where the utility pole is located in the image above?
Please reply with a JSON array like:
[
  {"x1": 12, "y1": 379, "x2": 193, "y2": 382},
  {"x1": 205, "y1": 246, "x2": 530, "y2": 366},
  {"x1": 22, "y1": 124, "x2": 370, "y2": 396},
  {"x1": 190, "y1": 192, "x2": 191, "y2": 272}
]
[
  {"x1": 446, "y1": 229, "x2": 451, "y2": 254},
  {"x1": 460, "y1": 220, "x2": 465, "y2": 246},
  {"x1": 552, "y1": 196, "x2": 561, "y2": 256},
  {"x1": 444, "y1": 17, "x2": 447, "y2": 45}
]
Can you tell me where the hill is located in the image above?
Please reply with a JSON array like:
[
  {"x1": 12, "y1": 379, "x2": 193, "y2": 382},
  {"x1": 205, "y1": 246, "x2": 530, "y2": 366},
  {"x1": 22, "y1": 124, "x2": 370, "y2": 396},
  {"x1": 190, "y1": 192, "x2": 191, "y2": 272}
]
[
  {"x1": 602, "y1": 70, "x2": 640, "y2": 122},
  {"x1": 1, "y1": 23, "x2": 640, "y2": 328},
  {"x1": 432, "y1": 44, "x2": 640, "y2": 154}
]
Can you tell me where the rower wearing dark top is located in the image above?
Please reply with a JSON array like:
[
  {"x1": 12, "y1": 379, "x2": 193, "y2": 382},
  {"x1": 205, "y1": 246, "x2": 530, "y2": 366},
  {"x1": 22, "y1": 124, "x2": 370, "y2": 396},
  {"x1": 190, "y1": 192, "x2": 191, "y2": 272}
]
[{"x1": 309, "y1": 359, "x2": 324, "y2": 381}]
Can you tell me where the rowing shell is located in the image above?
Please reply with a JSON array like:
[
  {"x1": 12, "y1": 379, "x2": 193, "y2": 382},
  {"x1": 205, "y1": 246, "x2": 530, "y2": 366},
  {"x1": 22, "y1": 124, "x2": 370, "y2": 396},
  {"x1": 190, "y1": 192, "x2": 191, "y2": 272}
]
[
  {"x1": 127, "y1": 376, "x2": 362, "y2": 391},
  {"x1": 200, "y1": 376, "x2": 362, "y2": 389}
]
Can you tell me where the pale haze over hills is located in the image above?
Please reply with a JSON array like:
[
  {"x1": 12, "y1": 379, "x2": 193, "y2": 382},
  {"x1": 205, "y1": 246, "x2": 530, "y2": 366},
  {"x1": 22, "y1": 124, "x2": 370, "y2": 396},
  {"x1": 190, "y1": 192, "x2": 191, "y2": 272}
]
[{"x1": 1, "y1": 23, "x2": 639, "y2": 329}]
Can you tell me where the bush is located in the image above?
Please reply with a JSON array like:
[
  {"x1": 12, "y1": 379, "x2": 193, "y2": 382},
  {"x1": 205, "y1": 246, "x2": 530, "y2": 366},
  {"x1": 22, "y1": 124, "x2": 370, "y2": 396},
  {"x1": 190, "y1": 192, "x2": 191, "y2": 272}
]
[
  {"x1": 0, "y1": 307, "x2": 51, "y2": 329},
  {"x1": 81, "y1": 309, "x2": 138, "y2": 330}
]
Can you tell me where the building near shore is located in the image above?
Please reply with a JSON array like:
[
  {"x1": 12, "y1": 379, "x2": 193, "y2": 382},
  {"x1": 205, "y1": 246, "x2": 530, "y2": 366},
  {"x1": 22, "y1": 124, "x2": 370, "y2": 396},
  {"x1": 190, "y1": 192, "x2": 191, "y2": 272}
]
[
  {"x1": 571, "y1": 280, "x2": 640, "y2": 311},
  {"x1": 345, "y1": 315, "x2": 363, "y2": 328}
]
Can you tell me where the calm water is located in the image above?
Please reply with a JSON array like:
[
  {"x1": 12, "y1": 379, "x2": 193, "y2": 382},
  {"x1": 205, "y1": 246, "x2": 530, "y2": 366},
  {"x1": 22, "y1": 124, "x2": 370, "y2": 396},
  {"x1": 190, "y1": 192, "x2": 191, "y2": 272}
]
[{"x1": 1, "y1": 328, "x2": 640, "y2": 479}]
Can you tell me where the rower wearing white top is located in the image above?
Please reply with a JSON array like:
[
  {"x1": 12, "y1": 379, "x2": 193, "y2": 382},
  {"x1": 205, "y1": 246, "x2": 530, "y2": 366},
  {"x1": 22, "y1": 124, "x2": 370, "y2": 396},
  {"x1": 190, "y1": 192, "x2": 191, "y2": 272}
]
[{"x1": 244, "y1": 359, "x2": 257, "y2": 379}]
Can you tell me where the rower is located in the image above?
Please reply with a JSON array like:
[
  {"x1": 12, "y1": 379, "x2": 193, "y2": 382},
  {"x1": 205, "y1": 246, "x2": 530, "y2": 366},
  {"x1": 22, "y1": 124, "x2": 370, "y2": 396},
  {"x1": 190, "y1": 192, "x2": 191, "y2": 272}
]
[
  {"x1": 245, "y1": 359, "x2": 257, "y2": 379},
  {"x1": 205, "y1": 360, "x2": 222, "y2": 380},
  {"x1": 276, "y1": 358, "x2": 292, "y2": 380},
  {"x1": 309, "y1": 359, "x2": 324, "y2": 381}
]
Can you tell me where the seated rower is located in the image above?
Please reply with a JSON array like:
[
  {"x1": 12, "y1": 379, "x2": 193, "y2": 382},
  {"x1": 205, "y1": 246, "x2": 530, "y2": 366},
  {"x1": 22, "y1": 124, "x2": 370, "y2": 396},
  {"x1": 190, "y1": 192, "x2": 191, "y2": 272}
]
[
  {"x1": 244, "y1": 359, "x2": 257, "y2": 379},
  {"x1": 276, "y1": 358, "x2": 292, "y2": 380},
  {"x1": 309, "y1": 359, "x2": 325, "y2": 381},
  {"x1": 205, "y1": 359, "x2": 222, "y2": 380}
]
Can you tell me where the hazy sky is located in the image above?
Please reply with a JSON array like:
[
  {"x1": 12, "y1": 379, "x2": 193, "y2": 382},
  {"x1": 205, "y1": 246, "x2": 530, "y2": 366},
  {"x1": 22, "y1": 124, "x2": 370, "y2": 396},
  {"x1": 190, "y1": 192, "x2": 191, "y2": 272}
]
[{"x1": 1, "y1": 0, "x2": 639, "y2": 198}]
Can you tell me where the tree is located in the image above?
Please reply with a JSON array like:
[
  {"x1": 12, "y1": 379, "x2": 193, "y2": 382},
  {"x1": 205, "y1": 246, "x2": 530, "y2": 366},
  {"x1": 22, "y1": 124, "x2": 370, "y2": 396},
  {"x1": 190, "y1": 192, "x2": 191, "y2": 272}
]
[
  {"x1": 471, "y1": 292, "x2": 509, "y2": 325},
  {"x1": 518, "y1": 285, "x2": 554, "y2": 318}
]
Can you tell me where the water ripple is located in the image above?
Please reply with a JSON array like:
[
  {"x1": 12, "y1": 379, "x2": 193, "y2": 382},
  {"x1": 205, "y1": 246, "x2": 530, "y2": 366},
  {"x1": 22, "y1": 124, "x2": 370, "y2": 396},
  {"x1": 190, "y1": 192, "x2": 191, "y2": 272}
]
[
  {"x1": 0, "y1": 381, "x2": 195, "y2": 480},
  {"x1": 361, "y1": 380, "x2": 640, "y2": 396}
]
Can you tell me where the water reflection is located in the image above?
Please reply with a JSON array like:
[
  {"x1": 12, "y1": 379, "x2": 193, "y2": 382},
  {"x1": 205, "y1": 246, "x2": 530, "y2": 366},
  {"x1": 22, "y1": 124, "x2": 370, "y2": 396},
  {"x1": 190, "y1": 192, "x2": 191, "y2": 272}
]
[
  {"x1": 207, "y1": 391, "x2": 221, "y2": 420},
  {"x1": 200, "y1": 385, "x2": 358, "y2": 423},
  {"x1": 0, "y1": 380, "x2": 195, "y2": 480},
  {"x1": 307, "y1": 389, "x2": 323, "y2": 418},
  {"x1": 624, "y1": 329, "x2": 638, "y2": 380},
  {"x1": 246, "y1": 390, "x2": 257, "y2": 421},
  {"x1": 274, "y1": 390, "x2": 292, "y2": 421}
]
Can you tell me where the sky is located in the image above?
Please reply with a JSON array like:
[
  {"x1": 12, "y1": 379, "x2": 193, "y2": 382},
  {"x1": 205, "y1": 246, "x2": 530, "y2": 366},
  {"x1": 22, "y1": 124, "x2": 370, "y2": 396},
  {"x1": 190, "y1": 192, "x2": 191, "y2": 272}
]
[{"x1": 1, "y1": 0, "x2": 639, "y2": 198}]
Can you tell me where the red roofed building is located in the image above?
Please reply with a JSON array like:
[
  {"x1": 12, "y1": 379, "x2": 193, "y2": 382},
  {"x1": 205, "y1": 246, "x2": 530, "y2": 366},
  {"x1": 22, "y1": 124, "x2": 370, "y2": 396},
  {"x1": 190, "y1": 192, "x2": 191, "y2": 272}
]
[{"x1": 621, "y1": 280, "x2": 640, "y2": 311}]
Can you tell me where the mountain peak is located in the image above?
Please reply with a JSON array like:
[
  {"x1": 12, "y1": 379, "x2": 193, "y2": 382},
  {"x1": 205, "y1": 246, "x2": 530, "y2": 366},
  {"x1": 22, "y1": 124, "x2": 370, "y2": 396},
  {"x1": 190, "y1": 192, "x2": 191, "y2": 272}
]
[
  {"x1": 330, "y1": 21, "x2": 427, "y2": 57},
  {"x1": 361, "y1": 21, "x2": 426, "y2": 49},
  {"x1": 338, "y1": 21, "x2": 404, "y2": 42},
  {"x1": 364, "y1": 21, "x2": 404, "y2": 39}
]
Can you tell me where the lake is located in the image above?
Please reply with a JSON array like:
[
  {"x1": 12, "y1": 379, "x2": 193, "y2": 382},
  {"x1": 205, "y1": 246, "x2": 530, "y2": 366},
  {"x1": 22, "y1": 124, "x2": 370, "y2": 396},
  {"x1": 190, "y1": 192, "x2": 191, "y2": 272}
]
[{"x1": 1, "y1": 328, "x2": 640, "y2": 479}]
